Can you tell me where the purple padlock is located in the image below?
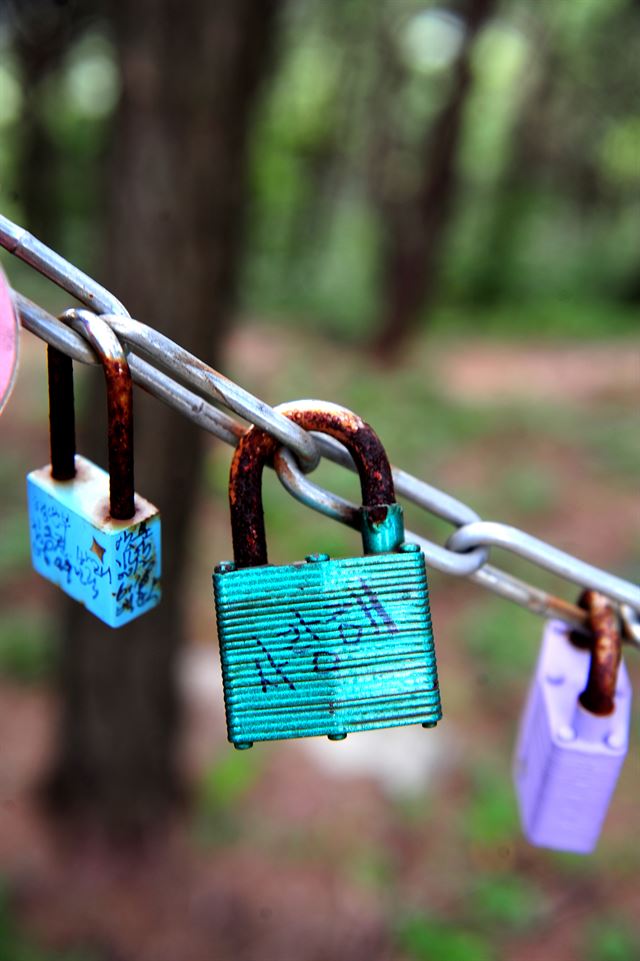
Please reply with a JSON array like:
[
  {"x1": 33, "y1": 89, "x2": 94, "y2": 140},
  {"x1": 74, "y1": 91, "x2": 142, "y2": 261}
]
[{"x1": 514, "y1": 596, "x2": 631, "y2": 854}]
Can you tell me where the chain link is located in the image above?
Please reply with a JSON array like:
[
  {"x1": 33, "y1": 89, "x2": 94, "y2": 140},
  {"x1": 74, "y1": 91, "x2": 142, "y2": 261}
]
[{"x1": 3, "y1": 216, "x2": 639, "y2": 643}]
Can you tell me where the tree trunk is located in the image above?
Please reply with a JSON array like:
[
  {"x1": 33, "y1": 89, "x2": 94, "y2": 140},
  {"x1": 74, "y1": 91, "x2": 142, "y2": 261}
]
[
  {"x1": 45, "y1": 0, "x2": 283, "y2": 837},
  {"x1": 11, "y1": 1, "x2": 90, "y2": 243},
  {"x1": 372, "y1": 0, "x2": 496, "y2": 363}
]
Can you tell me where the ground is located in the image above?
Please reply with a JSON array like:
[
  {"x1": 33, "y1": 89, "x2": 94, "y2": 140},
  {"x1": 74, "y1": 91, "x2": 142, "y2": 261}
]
[{"x1": 0, "y1": 319, "x2": 638, "y2": 961}]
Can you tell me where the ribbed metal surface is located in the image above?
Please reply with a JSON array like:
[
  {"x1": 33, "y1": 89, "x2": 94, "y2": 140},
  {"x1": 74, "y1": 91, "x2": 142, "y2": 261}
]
[{"x1": 213, "y1": 547, "x2": 441, "y2": 746}]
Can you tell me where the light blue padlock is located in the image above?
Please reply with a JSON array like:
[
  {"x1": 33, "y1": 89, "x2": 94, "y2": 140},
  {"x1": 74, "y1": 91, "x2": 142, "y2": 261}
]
[{"x1": 26, "y1": 309, "x2": 161, "y2": 627}]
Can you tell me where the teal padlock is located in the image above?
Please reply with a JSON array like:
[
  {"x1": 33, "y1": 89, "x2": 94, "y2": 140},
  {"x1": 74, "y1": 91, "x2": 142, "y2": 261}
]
[
  {"x1": 26, "y1": 309, "x2": 161, "y2": 627},
  {"x1": 213, "y1": 401, "x2": 441, "y2": 749}
]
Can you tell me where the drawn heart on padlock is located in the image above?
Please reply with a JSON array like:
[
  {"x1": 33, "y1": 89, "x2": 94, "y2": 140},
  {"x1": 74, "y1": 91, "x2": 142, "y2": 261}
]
[{"x1": 0, "y1": 263, "x2": 19, "y2": 414}]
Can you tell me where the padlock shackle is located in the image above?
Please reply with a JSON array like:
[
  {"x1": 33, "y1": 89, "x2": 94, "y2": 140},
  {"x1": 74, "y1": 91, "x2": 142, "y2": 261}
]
[
  {"x1": 48, "y1": 345, "x2": 76, "y2": 481},
  {"x1": 229, "y1": 400, "x2": 398, "y2": 568},
  {"x1": 54, "y1": 309, "x2": 135, "y2": 520},
  {"x1": 577, "y1": 590, "x2": 621, "y2": 716}
]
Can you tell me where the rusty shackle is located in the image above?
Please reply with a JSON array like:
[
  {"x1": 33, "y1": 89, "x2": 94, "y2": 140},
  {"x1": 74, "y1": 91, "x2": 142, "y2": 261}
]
[
  {"x1": 572, "y1": 590, "x2": 622, "y2": 716},
  {"x1": 49, "y1": 308, "x2": 135, "y2": 520},
  {"x1": 229, "y1": 400, "x2": 397, "y2": 568}
]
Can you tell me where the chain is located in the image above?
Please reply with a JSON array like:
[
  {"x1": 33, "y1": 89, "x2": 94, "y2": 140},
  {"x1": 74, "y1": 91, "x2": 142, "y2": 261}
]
[{"x1": 2, "y1": 215, "x2": 639, "y2": 644}]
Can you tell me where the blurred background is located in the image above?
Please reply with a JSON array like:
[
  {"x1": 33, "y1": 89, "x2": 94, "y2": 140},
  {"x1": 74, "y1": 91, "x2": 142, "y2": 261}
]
[{"x1": 0, "y1": 0, "x2": 638, "y2": 959}]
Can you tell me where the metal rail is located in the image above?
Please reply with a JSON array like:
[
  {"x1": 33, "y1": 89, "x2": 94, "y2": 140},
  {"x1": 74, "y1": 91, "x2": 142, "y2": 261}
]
[{"x1": 2, "y1": 215, "x2": 638, "y2": 644}]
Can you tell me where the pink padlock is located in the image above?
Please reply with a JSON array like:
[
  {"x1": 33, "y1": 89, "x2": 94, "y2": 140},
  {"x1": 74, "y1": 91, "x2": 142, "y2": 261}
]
[
  {"x1": 0, "y1": 263, "x2": 19, "y2": 414},
  {"x1": 514, "y1": 594, "x2": 631, "y2": 854}
]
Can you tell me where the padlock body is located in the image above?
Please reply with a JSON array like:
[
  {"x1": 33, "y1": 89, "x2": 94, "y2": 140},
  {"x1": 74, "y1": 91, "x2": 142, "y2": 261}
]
[
  {"x1": 514, "y1": 619, "x2": 631, "y2": 854},
  {"x1": 213, "y1": 546, "x2": 440, "y2": 746},
  {"x1": 27, "y1": 455, "x2": 161, "y2": 628}
]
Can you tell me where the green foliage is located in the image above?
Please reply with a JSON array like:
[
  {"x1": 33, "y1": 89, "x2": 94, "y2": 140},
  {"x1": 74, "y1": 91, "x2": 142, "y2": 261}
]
[
  {"x1": 308, "y1": 200, "x2": 382, "y2": 336},
  {"x1": 585, "y1": 919, "x2": 640, "y2": 961},
  {"x1": 579, "y1": 409, "x2": 640, "y2": 484},
  {"x1": 396, "y1": 916, "x2": 495, "y2": 961},
  {"x1": 394, "y1": 872, "x2": 548, "y2": 960},
  {"x1": 265, "y1": 32, "x2": 340, "y2": 148},
  {"x1": 600, "y1": 116, "x2": 640, "y2": 187},
  {"x1": 346, "y1": 848, "x2": 393, "y2": 891},
  {"x1": 433, "y1": 301, "x2": 639, "y2": 340},
  {"x1": 195, "y1": 749, "x2": 264, "y2": 845},
  {"x1": 461, "y1": 22, "x2": 529, "y2": 185},
  {"x1": 0, "y1": 512, "x2": 32, "y2": 579},
  {"x1": 0, "y1": 879, "x2": 97, "y2": 961},
  {"x1": 4, "y1": 0, "x2": 640, "y2": 338},
  {"x1": 461, "y1": 599, "x2": 539, "y2": 692},
  {"x1": 198, "y1": 749, "x2": 263, "y2": 812},
  {"x1": 493, "y1": 465, "x2": 558, "y2": 517},
  {"x1": 0, "y1": 451, "x2": 26, "y2": 495},
  {"x1": 240, "y1": 0, "x2": 640, "y2": 334},
  {"x1": 465, "y1": 764, "x2": 520, "y2": 848},
  {"x1": 0, "y1": 613, "x2": 55, "y2": 683},
  {"x1": 470, "y1": 874, "x2": 547, "y2": 933}
]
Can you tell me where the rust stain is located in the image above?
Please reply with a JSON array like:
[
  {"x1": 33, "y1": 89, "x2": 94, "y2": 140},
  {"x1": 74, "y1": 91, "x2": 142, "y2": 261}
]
[
  {"x1": 90, "y1": 493, "x2": 157, "y2": 530},
  {"x1": 103, "y1": 356, "x2": 135, "y2": 520},
  {"x1": 576, "y1": 589, "x2": 621, "y2": 716},
  {"x1": 47, "y1": 338, "x2": 135, "y2": 521},
  {"x1": 229, "y1": 402, "x2": 396, "y2": 568}
]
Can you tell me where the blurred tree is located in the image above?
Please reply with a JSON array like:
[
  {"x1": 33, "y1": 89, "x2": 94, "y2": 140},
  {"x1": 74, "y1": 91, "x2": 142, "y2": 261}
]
[
  {"x1": 470, "y1": 0, "x2": 640, "y2": 306},
  {"x1": 468, "y1": 25, "x2": 556, "y2": 305},
  {"x1": 45, "y1": 0, "x2": 283, "y2": 836},
  {"x1": 279, "y1": 0, "x2": 374, "y2": 286},
  {"x1": 372, "y1": 0, "x2": 497, "y2": 362},
  {"x1": 8, "y1": 0, "x2": 94, "y2": 243}
]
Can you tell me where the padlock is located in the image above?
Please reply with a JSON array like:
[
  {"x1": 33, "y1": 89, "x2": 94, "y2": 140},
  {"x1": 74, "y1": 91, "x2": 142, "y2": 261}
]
[
  {"x1": 213, "y1": 400, "x2": 441, "y2": 749},
  {"x1": 0, "y1": 263, "x2": 19, "y2": 415},
  {"x1": 26, "y1": 309, "x2": 161, "y2": 627},
  {"x1": 513, "y1": 593, "x2": 631, "y2": 854}
]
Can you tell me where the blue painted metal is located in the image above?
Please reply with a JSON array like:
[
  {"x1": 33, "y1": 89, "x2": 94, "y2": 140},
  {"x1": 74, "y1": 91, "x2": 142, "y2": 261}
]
[
  {"x1": 213, "y1": 534, "x2": 441, "y2": 748},
  {"x1": 360, "y1": 503, "x2": 404, "y2": 554},
  {"x1": 27, "y1": 455, "x2": 161, "y2": 627}
]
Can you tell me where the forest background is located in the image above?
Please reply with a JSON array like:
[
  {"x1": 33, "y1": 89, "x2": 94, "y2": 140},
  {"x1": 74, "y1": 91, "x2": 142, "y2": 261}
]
[{"x1": 0, "y1": 1, "x2": 638, "y2": 959}]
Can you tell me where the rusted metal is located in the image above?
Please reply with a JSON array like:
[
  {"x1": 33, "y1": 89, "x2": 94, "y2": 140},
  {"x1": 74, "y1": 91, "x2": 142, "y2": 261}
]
[
  {"x1": 30, "y1": 311, "x2": 158, "y2": 626},
  {"x1": 229, "y1": 401, "x2": 396, "y2": 568},
  {"x1": 61, "y1": 309, "x2": 135, "y2": 520},
  {"x1": 47, "y1": 345, "x2": 76, "y2": 481},
  {"x1": 576, "y1": 590, "x2": 622, "y2": 716},
  {"x1": 513, "y1": 616, "x2": 631, "y2": 853},
  {"x1": 216, "y1": 398, "x2": 440, "y2": 746},
  {"x1": 103, "y1": 353, "x2": 135, "y2": 520}
]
